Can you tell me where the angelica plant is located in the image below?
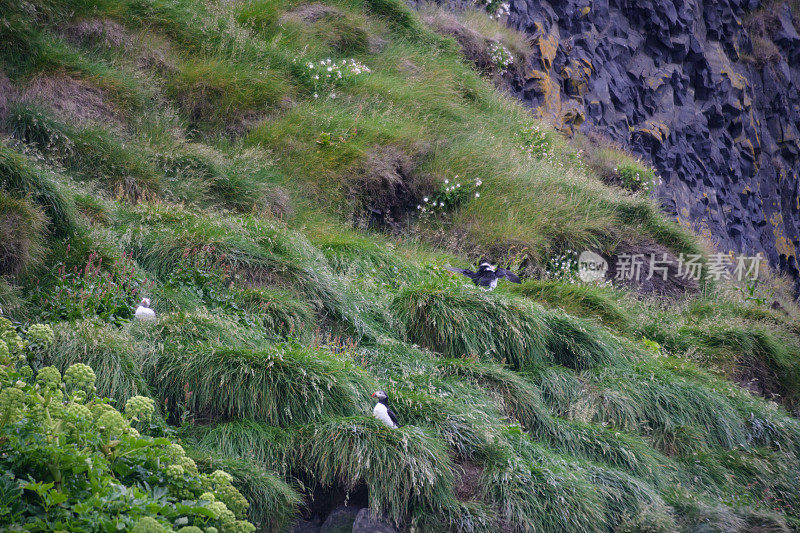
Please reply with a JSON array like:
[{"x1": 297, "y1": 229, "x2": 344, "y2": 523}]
[{"x1": 0, "y1": 351, "x2": 256, "y2": 532}]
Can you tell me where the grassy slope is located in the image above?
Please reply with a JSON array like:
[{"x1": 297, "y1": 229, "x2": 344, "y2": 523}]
[{"x1": 2, "y1": 0, "x2": 800, "y2": 531}]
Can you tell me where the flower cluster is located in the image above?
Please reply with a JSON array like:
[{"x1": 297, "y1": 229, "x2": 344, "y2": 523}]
[
  {"x1": 26, "y1": 323, "x2": 54, "y2": 348},
  {"x1": 416, "y1": 175, "x2": 483, "y2": 218},
  {"x1": 544, "y1": 249, "x2": 580, "y2": 283},
  {"x1": 475, "y1": 0, "x2": 510, "y2": 18},
  {"x1": 0, "y1": 357, "x2": 256, "y2": 532},
  {"x1": 516, "y1": 123, "x2": 551, "y2": 160},
  {"x1": 615, "y1": 163, "x2": 659, "y2": 194},
  {"x1": 35, "y1": 250, "x2": 153, "y2": 326},
  {"x1": 126, "y1": 395, "x2": 156, "y2": 423},
  {"x1": 0, "y1": 319, "x2": 53, "y2": 373},
  {"x1": 0, "y1": 318, "x2": 23, "y2": 362},
  {"x1": 64, "y1": 362, "x2": 96, "y2": 392},
  {"x1": 298, "y1": 58, "x2": 371, "y2": 99},
  {"x1": 490, "y1": 43, "x2": 513, "y2": 71}
]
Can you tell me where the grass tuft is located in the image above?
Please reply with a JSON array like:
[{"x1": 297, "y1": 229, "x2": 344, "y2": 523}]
[
  {"x1": 46, "y1": 320, "x2": 152, "y2": 405},
  {"x1": 0, "y1": 142, "x2": 78, "y2": 236},
  {"x1": 189, "y1": 447, "x2": 302, "y2": 531},
  {"x1": 0, "y1": 191, "x2": 46, "y2": 276},
  {"x1": 393, "y1": 280, "x2": 630, "y2": 370},
  {"x1": 391, "y1": 280, "x2": 547, "y2": 368},
  {"x1": 146, "y1": 342, "x2": 373, "y2": 425}
]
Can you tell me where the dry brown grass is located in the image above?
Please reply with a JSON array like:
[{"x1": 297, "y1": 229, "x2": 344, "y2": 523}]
[
  {"x1": 743, "y1": 2, "x2": 795, "y2": 65},
  {"x1": 0, "y1": 69, "x2": 17, "y2": 125},
  {"x1": 419, "y1": 3, "x2": 531, "y2": 81},
  {"x1": 20, "y1": 73, "x2": 123, "y2": 128},
  {"x1": 422, "y1": 10, "x2": 496, "y2": 74},
  {"x1": 569, "y1": 130, "x2": 643, "y2": 186},
  {"x1": 348, "y1": 144, "x2": 431, "y2": 230},
  {"x1": 261, "y1": 184, "x2": 294, "y2": 219},
  {"x1": 279, "y1": 2, "x2": 344, "y2": 24},
  {"x1": 60, "y1": 18, "x2": 130, "y2": 49}
]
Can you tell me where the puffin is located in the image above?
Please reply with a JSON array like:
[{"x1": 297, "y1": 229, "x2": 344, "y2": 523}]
[
  {"x1": 134, "y1": 298, "x2": 156, "y2": 321},
  {"x1": 445, "y1": 262, "x2": 521, "y2": 290},
  {"x1": 371, "y1": 390, "x2": 400, "y2": 428}
]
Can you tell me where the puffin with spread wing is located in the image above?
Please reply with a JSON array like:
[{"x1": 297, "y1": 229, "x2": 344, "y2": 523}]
[{"x1": 445, "y1": 262, "x2": 521, "y2": 290}]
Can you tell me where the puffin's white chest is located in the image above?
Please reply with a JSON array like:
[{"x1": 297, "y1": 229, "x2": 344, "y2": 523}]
[
  {"x1": 373, "y1": 403, "x2": 396, "y2": 428},
  {"x1": 135, "y1": 306, "x2": 156, "y2": 321},
  {"x1": 489, "y1": 278, "x2": 498, "y2": 290}
]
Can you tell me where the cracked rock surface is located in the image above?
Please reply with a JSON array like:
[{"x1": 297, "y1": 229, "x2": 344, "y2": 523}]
[
  {"x1": 426, "y1": 0, "x2": 800, "y2": 288},
  {"x1": 507, "y1": 0, "x2": 800, "y2": 286}
]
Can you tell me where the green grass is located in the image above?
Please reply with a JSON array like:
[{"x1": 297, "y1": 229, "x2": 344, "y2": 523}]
[
  {"x1": 0, "y1": 191, "x2": 46, "y2": 276},
  {"x1": 188, "y1": 447, "x2": 303, "y2": 531},
  {"x1": 480, "y1": 441, "x2": 607, "y2": 532},
  {"x1": 231, "y1": 287, "x2": 315, "y2": 339},
  {"x1": 512, "y1": 280, "x2": 631, "y2": 331},
  {"x1": 3, "y1": 0, "x2": 800, "y2": 529},
  {"x1": 165, "y1": 58, "x2": 290, "y2": 130},
  {"x1": 299, "y1": 417, "x2": 458, "y2": 523},
  {"x1": 146, "y1": 341, "x2": 374, "y2": 425},
  {"x1": 436, "y1": 358, "x2": 553, "y2": 433},
  {"x1": 585, "y1": 361, "x2": 749, "y2": 450},
  {"x1": 392, "y1": 279, "x2": 631, "y2": 370},
  {"x1": 45, "y1": 320, "x2": 153, "y2": 404},
  {"x1": 635, "y1": 299, "x2": 800, "y2": 409},
  {"x1": 7, "y1": 104, "x2": 160, "y2": 201},
  {"x1": 192, "y1": 416, "x2": 459, "y2": 525},
  {"x1": 388, "y1": 384, "x2": 505, "y2": 459},
  {"x1": 118, "y1": 204, "x2": 378, "y2": 338},
  {"x1": 0, "y1": 141, "x2": 78, "y2": 237},
  {"x1": 391, "y1": 280, "x2": 548, "y2": 367}
]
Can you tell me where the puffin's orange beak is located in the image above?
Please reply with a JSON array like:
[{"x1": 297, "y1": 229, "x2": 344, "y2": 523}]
[{"x1": 371, "y1": 392, "x2": 376, "y2": 397}]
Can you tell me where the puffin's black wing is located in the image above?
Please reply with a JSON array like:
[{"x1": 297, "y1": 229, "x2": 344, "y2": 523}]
[
  {"x1": 387, "y1": 407, "x2": 401, "y2": 428},
  {"x1": 445, "y1": 266, "x2": 478, "y2": 281},
  {"x1": 497, "y1": 268, "x2": 521, "y2": 284}
]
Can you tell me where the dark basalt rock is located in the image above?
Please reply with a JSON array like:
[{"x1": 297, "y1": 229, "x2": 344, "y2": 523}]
[
  {"x1": 290, "y1": 516, "x2": 322, "y2": 533},
  {"x1": 320, "y1": 506, "x2": 361, "y2": 533},
  {"x1": 422, "y1": 0, "x2": 800, "y2": 291},
  {"x1": 351, "y1": 509, "x2": 399, "y2": 533},
  {"x1": 503, "y1": 0, "x2": 800, "y2": 290}
]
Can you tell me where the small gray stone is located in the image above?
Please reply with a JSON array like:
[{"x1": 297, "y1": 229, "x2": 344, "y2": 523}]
[
  {"x1": 290, "y1": 516, "x2": 322, "y2": 533},
  {"x1": 320, "y1": 506, "x2": 361, "y2": 533},
  {"x1": 351, "y1": 509, "x2": 399, "y2": 533}
]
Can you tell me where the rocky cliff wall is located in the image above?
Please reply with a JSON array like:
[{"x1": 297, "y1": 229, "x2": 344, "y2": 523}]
[{"x1": 486, "y1": 0, "x2": 800, "y2": 288}]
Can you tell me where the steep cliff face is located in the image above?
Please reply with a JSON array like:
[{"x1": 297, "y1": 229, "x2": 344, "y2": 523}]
[{"x1": 503, "y1": 0, "x2": 800, "y2": 287}]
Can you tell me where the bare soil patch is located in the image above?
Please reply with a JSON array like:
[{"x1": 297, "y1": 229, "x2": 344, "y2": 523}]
[{"x1": 455, "y1": 460, "x2": 484, "y2": 501}]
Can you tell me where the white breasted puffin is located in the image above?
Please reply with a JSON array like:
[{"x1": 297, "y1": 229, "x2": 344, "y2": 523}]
[
  {"x1": 445, "y1": 262, "x2": 521, "y2": 290},
  {"x1": 134, "y1": 298, "x2": 156, "y2": 321},
  {"x1": 371, "y1": 390, "x2": 400, "y2": 428}
]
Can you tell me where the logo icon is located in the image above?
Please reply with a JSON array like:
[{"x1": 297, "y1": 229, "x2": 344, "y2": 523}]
[{"x1": 578, "y1": 251, "x2": 608, "y2": 283}]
